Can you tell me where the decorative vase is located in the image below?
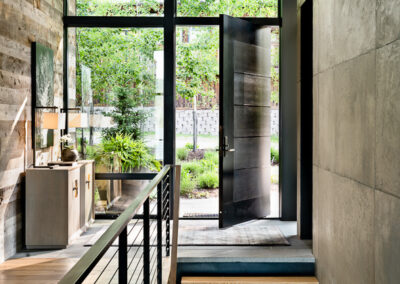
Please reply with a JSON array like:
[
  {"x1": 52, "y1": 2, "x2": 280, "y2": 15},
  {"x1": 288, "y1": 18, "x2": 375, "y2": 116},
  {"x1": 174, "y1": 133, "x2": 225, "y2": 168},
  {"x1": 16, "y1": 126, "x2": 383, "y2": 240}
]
[{"x1": 61, "y1": 148, "x2": 79, "y2": 162}]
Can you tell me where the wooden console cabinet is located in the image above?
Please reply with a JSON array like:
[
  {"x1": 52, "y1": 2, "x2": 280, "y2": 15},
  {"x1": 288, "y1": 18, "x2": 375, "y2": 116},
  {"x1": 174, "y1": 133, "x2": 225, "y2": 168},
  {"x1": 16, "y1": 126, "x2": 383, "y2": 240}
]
[
  {"x1": 78, "y1": 160, "x2": 95, "y2": 230},
  {"x1": 25, "y1": 161, "x2": 95, "y2": 249}
]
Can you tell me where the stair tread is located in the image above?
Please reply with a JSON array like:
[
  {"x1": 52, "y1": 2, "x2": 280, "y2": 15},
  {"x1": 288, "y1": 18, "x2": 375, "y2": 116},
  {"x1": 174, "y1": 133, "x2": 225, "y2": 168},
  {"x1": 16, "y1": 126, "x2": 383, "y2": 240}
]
[{"x1": 182, "y1": 276, "x2": 318, "y2": 284}]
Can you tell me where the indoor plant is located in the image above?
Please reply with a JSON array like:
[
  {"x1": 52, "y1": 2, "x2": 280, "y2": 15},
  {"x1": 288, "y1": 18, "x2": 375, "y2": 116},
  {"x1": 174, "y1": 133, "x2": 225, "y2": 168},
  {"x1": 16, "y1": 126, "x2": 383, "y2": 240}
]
[
  {"x1": 60, "y1": 134, "x2": 79, "y2": 162},
  {"x1": 89, "y1": 133, "x2": 161, "y2": 200}
]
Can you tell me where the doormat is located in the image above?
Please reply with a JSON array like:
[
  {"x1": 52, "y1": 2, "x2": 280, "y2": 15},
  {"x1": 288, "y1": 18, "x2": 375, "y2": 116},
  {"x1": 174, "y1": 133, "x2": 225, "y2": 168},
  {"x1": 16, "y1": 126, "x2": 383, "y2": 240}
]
[
  {"x1": 85, "y1": 220, "x2": 289, "y2": 247},
  {"x1": 182, "y1": 213, "x2": 219, "y2": 218},
  {"x1": 178, "y1": 220, "x2": 290, "y2": 246}
]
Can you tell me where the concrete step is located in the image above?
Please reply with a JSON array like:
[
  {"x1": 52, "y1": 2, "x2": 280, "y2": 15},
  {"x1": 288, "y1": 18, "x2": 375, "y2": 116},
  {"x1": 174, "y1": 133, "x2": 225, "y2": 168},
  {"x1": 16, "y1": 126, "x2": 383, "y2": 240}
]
[
  {"x1": 177, "y1": 257, "x2": 315, "y2": 283},
  {"x1": 181, "y1": 276, "x2": 319, "y2": 284}
]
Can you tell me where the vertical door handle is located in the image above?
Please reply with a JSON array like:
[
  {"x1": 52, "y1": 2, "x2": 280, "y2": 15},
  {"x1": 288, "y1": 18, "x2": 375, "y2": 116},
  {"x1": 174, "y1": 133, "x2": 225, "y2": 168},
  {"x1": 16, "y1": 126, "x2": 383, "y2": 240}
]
[
  {"x1": 218, "y1": 136, "x2": 235, "y2": 156},
  {"x1": 72, "y1": 180, "x2": 78, "y2": 198},
  {"x1": 86, "y1": 174, "x2": 91, "y2": 189}
]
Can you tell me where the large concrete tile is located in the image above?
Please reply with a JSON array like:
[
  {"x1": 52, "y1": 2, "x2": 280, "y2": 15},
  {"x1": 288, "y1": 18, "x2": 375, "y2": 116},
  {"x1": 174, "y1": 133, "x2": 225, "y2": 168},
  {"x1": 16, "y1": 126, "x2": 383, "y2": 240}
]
[
  {"x1": 317, "y1": 0, "x2": 335, "y2": 72},
  {"x1": 312, "y1": 0, "x2": 319, "y2": 75},
  {"x1": 312, "y1": 166, "x2": 318, "y2": 259},
  {"x1": 375, "y1": 191, "x2": 400, "y2": 284},
  {"x1": 377, "y1": 0, "x2": 400, "y2": 47},
  {"x1": 318, "y1": 69, "x2": 335, "y2": 172},
  {"x1": 334, "y1": 51, "x2": 376, "y2": 187},
  {"x1": 317, "y1": 169, "x2": 374, "y2": 284},
  {"x1": 334, "y1": 0, "x2": 376, "y2": 65},
  {"x1": 315, "y1": 169, "x2": 337, "y2": 283},
  {"x1": 296, "y1": 10, "x2": 301, "y2": 83},
  {"x1": 313, "y1": 74, "x2": 318, "y2": 166},
  {"x1": 376, "y1": 39, "x2": 400, "y2": 197},
  {"x1": 332, "y1": 174, "x2": 374, "y2": 284}
]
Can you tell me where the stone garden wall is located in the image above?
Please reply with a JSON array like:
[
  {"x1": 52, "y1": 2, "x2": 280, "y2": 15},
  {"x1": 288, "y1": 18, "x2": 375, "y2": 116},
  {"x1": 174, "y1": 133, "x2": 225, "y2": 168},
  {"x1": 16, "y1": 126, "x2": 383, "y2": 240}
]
[{"x1": 141, "y1": 108, "x2": 279, "y2": 135}]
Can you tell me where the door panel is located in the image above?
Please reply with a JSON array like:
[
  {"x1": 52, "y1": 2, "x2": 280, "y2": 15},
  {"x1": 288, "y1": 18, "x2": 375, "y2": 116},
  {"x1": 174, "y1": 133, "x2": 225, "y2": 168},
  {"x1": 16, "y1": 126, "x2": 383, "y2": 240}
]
[
  {"x1": 234, "y1": 74, "x2": 271, "y2": 106},
  {"x1": 219, "y1": 15, "x2": 272, "y2": 228},
  {"x1": 234, "y1": 137, "x2": 270, "y2": 169},
  {"x1": 234, "y1": 106, "x2": 270, "y2": 137},
  {"x1": 233, "y1": 41, "x2": 271, "y2": 76},
  {"x1": 233, "y1": 167, "x2": 271, "y2": 202}
]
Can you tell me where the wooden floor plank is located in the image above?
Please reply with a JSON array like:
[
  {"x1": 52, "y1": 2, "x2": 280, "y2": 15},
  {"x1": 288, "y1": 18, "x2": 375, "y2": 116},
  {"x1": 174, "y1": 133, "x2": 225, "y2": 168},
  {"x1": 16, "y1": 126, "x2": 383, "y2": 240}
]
[
  {"x1": 181, "y1": 276, "x2": 319, "y2": 284},
  {"x1": 0, "y1": 258, "x2": 76, "y2": 283}
]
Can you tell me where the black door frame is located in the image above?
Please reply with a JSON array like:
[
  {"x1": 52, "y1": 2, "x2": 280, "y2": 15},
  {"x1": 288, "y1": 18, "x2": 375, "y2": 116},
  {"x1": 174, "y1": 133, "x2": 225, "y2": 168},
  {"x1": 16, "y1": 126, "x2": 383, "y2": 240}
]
[
  {"x1": 299, "y1": 0, "x2": 313, "y2": 239},
  {"x1": 62, "y1": 0, "x2": 288, "y2": 218}
]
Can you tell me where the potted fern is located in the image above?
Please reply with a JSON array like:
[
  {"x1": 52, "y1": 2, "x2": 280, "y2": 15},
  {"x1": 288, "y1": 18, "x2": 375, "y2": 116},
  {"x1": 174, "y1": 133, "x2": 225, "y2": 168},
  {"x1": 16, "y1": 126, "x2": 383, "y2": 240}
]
[{"x1": 93, "y1": 134, "x2": 161, "y2": 200}]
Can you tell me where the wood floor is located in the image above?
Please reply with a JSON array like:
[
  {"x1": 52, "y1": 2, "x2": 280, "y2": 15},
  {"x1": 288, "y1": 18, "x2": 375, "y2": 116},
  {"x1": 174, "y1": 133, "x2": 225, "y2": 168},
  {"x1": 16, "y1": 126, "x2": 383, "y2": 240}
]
[
  {"x1": 0, "y1": 258, "x2": 77, "y2": 284},
  {"x1": 181, "y1": 277, "x2": 319, "y2": 284}
]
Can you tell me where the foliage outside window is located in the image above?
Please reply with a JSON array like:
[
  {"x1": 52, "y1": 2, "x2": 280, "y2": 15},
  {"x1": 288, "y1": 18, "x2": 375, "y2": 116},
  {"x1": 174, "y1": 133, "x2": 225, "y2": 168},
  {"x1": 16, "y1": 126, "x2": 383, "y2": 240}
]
[
  {"x1": 76, "y1": 0, "x2": 278, "y2": 18},
  {"x1": 77, "y1": 0, "x2": 164, "y2": 16},
  {"x1": 75, "y1": 0, "x2": 280, "y2": 175},
  {"x1": 178, "y1": 0, "x2": 278, "y2": 17}
]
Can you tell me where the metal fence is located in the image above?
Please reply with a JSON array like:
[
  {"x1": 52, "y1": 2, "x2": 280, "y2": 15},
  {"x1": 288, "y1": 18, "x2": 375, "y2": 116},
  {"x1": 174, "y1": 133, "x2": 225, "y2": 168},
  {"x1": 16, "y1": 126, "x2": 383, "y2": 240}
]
[{"x1": 59, "y1": 165, "x2": 173, "y2": 284}]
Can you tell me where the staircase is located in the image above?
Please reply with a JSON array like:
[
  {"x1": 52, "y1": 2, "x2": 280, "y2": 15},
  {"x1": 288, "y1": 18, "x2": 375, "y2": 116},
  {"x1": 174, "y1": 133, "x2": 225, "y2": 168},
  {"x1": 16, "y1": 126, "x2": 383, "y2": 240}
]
[
  {"x1": 176, "y1": 254, "x2": 316, "y2": 283},
  {"x1": 181, "y1": 276, "x2": 319, "y2": 283}
]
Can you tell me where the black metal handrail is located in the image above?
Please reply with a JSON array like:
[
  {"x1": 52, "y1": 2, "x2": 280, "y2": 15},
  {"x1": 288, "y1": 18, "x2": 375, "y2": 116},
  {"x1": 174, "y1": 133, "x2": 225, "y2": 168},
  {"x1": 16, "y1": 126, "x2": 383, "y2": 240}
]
[{"x1": 59, "y1": 165, "x2": 172, "y2": 284}]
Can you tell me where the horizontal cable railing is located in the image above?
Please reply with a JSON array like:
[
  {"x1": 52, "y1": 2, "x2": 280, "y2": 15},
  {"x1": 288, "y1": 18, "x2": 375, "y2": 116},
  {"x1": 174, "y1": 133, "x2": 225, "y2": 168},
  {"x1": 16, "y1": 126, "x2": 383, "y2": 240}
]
[{"x1": 59, "y1": 165, "x2": 173, "y2": 284}]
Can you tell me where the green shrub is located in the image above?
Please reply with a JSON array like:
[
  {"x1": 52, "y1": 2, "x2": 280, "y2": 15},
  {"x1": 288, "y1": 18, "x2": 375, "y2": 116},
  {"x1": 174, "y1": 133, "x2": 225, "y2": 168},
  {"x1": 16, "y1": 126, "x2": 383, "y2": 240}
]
[
  {"x1": 94, "y1": 188, "x2": 100, "y2": 202},
  {"x1": 271, "y1": 134, "x2": 279, "y2": 144},
  {"x1": 204, "y1": 151, "x2": 219, "y2": 164},
  {"x1": 185, "y1": 142, "x2": 194, "y2": 150},
  {"x1": 180, "y1": 169, "x2": 197, "y2": 196},
  {"x1": 197, "y1": 171, "x2": 219, "y2": 189},
  {"x1": 271, "y1": 173, "x2": 279, "y2": 184},
  {"x1": 182, "y1": 161, "x2": 202, "y2": 176},
  {"x1": 200, "y1": 159, "x2": 218, "y2": 173},
  {"x1": 177, "y1": 148, "x2": 189, "y2": 160},
  {"x1": 271, "y1": 146, "x2": 279, "y2": 164}
]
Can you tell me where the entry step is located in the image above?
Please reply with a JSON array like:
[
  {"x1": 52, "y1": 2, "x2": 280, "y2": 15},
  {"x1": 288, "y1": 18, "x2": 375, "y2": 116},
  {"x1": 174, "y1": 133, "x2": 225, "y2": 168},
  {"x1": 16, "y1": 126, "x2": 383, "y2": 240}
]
[{"x1": 182, "y1": 276, "x2": 319, "y2": 284}]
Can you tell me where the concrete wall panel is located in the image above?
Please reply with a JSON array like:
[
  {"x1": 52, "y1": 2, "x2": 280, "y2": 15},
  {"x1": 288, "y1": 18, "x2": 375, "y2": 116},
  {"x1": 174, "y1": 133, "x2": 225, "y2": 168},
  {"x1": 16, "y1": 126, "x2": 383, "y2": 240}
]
[
  {"x1": 375, "y1": 190, "x2": 400, "y2": 284},
  {"x1": 377, "y1": 0, "x2": 400, "y2": 47},
  {"x1": 298, "y1": 0, "x2": 400, "y2": 282},
  {"x1": 317, "y1": 69, "x2": 335, "y2": 172},
  {"x1": 312, "y1": 74, "x2": 318, "y2": 166},
  {"x1": 334, "y1": 52, "x2": 376, "y2": 187},
  {"x1": 376, "y1": 39, "x2": 400, "y2": 197},
  {"x1": 316, "y1": 0, "x2": 335, "y2": 72},
  {"x1": 317, "y1": 169, "x2": 374, "y2": 284},
  {"x1": 333, "y1": 0, "x2": 376, "y2": 65}
]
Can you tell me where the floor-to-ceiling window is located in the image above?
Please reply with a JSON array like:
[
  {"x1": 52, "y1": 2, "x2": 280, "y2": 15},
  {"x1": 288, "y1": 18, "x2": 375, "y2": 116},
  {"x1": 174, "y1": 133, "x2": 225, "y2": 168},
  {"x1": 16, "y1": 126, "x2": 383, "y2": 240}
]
[{"x1": 64, "y1": 0, "x2": 281, "y2": 218}]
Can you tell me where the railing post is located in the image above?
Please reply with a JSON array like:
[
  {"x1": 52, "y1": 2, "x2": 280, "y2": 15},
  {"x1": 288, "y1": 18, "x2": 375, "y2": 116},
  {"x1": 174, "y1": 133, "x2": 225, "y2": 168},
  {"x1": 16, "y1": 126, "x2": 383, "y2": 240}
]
[
  {"x1": 157, "y1": 183, "x2": 162, "y2": 284},
  {"x1": 165, "y1": 170, "x2": 171, "y2": 257},
  {"x1": 119, "y1": 226, "x2": 128, "y2": 284},
  {"x1": 143, "y1": 198, "x2": 150, "y2": 284}
]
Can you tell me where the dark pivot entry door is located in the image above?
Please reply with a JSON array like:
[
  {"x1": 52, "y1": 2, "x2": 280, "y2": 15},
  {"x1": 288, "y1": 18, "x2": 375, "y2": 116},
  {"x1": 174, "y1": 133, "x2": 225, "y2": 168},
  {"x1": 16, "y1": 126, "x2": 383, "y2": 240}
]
[{"x1": 219, "y1": 15, "x2": 272, "y2": 228}]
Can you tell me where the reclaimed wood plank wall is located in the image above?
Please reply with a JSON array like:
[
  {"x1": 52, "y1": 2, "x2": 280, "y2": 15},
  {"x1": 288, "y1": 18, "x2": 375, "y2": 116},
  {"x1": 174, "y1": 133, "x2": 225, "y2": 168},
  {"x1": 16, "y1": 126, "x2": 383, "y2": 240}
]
[{"x1": 0, "y1": 0, "x2": 75, "y2": 262}]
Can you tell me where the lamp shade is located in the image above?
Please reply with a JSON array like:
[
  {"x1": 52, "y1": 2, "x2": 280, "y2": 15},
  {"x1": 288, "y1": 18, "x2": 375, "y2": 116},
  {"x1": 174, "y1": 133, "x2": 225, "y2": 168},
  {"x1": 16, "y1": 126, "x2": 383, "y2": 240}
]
[
  {"x1": 69, "y1": 113, "x2": 81, "y2": 128},
  {"x1": 41, "y1": 112, "x2": 65, "y2": 130},
  {"x1": 69, "y1": 113, "x2": 89, "y2": 128},
  {"x1": 81, "y1": 113, "x2": 89, "y2": 128}
]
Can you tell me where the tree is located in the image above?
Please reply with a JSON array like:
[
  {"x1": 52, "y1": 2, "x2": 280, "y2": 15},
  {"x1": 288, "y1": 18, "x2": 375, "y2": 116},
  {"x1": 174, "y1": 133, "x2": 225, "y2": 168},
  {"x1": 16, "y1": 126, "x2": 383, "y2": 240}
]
[
  {"x1": 176, "y1": 27, "x2": 219, "y2": 150},
  {"x1": 76, "y1": 27, "x2": 163, "y2": 105},
  {"x1": 75, "y1": 0, "x2": 280, "y2": 147},
  {"x1": 102, "y1": 86, "x2": 148, "y2": 140}
]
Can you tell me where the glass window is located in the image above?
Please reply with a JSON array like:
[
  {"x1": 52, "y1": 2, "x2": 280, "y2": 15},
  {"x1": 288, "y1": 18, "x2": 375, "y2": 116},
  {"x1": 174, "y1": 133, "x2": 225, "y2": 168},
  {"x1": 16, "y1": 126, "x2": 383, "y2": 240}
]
[
  {"x1": 177, "y1": 0, "x2": 278, "y2": 17},
  {"x1": 76, "y1": 0, "x2": 164, "y2": 16},
  {"x1": 69, "y1": 27, "x2": 164, "y2": 213},
  {"x1": 175, "y1": 26, "x2": 220, "y2": 207}
]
